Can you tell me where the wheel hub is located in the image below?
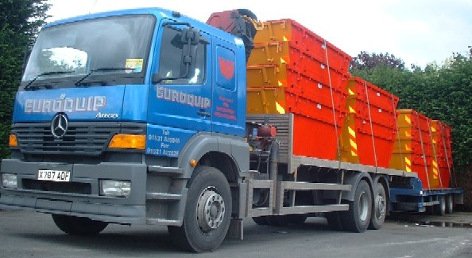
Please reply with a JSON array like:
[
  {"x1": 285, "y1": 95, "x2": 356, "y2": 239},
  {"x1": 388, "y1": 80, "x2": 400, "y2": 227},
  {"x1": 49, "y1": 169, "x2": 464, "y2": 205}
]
[
  {"x1": 358, "y1": 192, "x2": 369, "y2": 222},
  {"x1": 375, "y1": 194, "x2": 386, "y2": 218},
  {"x1": 196, "y1": 187, "x2": 225, "y2": 232}
]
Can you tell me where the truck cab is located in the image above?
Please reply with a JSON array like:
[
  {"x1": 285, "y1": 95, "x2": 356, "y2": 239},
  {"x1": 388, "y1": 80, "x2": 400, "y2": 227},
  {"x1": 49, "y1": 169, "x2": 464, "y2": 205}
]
[{"x1": 2, "y1": 8, "x2": 250, "y2": 252}]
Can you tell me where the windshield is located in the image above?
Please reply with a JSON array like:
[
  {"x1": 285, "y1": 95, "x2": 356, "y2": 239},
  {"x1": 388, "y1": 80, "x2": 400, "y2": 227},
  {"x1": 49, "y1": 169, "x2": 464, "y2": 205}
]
[{"x1": 22, "y1": 14, "x2": 155, "y2": 87}]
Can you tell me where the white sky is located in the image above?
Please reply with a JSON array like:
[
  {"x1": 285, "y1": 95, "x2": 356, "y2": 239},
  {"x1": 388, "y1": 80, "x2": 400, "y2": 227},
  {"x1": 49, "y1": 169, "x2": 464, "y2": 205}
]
[{"x1": 47, "y1": 0, "x2": 472, "y2": 67}]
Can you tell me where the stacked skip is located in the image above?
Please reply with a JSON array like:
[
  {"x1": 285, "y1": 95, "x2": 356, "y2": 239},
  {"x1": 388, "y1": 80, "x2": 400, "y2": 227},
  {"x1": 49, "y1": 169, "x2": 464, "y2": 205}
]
[
  {"x1": 430, "y1": 120, "x2": 453, "y2": 188},
  {"x1": 208, "y1": 12, "x2": 457, "y2": 189},
  {"x1": 339, "y1": 78, "x2": 399, "y2": 168},
  {"x1": 246, "y1": 19, "x2": 351, "y2": 160},
  {"x1": 389, "y1": 110, "x2": 436, "y2": 189}
]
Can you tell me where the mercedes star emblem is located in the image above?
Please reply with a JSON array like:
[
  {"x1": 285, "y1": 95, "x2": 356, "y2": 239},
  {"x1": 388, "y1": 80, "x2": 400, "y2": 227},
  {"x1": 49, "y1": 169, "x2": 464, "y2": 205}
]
[{"x1": 51, "y1": 113, "x2": 69, "y2": 138}]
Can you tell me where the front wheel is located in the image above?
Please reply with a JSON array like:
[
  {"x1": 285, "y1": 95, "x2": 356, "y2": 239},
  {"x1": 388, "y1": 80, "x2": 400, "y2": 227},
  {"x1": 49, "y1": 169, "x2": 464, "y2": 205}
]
[
  {"x1": 342, "y1": 180, "x2": 372, "y2": 233},
  {"x1": 168, "y1": 166, "x2": 232, "y2": 252},
  {"x1": 52, "y1": 214, "x2": 108, "y2": 236}
]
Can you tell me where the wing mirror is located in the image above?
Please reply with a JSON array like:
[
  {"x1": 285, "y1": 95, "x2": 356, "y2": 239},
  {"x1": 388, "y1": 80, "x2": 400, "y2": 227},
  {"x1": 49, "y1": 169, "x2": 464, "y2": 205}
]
[{"x1": 153, "y1": 24, "x2": 202, "y2": 84}]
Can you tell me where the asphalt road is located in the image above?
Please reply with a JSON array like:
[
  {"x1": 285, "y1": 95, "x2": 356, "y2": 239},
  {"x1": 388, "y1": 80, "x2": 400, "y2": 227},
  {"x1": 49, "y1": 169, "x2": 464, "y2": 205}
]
[{"x1": 0, "y1": 210, "x2": 471, "y2": 258}]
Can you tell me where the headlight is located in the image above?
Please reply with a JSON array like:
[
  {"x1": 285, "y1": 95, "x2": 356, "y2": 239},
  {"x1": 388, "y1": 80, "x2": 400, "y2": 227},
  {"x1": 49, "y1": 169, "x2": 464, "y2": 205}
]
[
  {"x1": 2, "y1": 173, "x2": 18, "y2": 189},
  {"x1": 100, "y1": 180, "x2": 131, "y2": 197}
]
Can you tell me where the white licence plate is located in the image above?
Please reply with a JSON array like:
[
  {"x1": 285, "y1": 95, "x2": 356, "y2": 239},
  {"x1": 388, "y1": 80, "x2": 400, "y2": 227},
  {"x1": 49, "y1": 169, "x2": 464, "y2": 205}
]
[{"x1": 37, "y1": 170, "x2": 71, "y2": 182}]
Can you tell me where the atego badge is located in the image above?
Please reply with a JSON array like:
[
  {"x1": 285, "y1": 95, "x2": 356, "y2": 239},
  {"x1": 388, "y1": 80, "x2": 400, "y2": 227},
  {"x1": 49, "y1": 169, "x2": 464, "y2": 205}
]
[{"x1": 50, "y1": 113, "x2": 69, "y2": 138}]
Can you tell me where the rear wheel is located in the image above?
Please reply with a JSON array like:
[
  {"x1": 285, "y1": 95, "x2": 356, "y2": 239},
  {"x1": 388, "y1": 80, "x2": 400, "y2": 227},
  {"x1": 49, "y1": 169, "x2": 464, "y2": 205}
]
[
  {"x1": 52, "y1": 214, "x2": 108, "y2": 236},
  {"x1": 369, "y1": 182, "x2": 387, "y2": 230},
  {"x1": 446, "y1": 195, "x2": 454, "y2": 214},
  {"x1": 342, "y1": 180, "x2": 372, "y2": 233},
  {"x1": 435, "y1": 195, "x2": 446, "y2": 216},
  {"x1": 168, "y1": 166, "x2": 231, "y2": 252}
]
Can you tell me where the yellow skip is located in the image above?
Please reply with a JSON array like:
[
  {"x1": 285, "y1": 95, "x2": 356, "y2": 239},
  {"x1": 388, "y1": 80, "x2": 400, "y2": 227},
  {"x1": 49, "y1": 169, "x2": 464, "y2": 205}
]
[
  {"x1": 404, "y1": 157, "x2": 411, "y2": 166},
  {"x1": 405, "y1": 115, "x2": 411, "y2": 124},
  {"x1": 349, "y1": 139, "x2": 358, "y2": 150},
  {"x1": 348, "y1": 88, "x2": 355, "y2": 96},
  {"x1": 275, "y1": 101, "x2": 286, "y2": 114},
  {"x1": 405, "y1": 143, "x2": 412, "y2": 151},
  {"x1": 348, "y1": 127, "x2": 356, "y2": 137},
  {"x1": 349, "y1": 106, "x2": 356, "y2": 113}
]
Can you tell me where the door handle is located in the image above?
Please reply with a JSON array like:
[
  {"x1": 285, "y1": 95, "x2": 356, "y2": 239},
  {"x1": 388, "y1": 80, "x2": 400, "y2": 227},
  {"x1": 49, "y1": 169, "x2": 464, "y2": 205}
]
[{"x1": 197, "y1": 109, "x2": 211, "y2": 118}]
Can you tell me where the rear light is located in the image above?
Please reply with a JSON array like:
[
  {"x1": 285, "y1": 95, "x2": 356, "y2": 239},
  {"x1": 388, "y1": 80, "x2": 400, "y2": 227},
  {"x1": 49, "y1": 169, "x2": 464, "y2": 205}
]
[{"x1": 108, "y1": 134, "x2": 145, "y2": 150}]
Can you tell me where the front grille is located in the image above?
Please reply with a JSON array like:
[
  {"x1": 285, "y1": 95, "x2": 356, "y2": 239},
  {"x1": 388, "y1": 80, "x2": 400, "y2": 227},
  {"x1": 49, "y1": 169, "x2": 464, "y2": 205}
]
[
  {"x1": 22, "y1": 179, "x2": 92, "y2": 194},
  {"x1": 12, "y1": 122, "x2": 145, "y2": 156}
]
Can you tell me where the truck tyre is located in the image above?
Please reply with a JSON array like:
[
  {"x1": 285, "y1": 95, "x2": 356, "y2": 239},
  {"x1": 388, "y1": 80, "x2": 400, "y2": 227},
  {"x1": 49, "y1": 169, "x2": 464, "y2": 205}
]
[
  {"x1": 369, "y1": 182, "x2": 387, "y2": 230},
  {"x1": 435, "y1": 196, "x2": 446, "y2": 216},
  {"x1": 446, "y1": 195, "x2": 454, "y2": 214},
  {"x1": 326, "y1": 212, "x2": 344, "y2": 231},
  {"x1": 342, "y1": 180, "x2": 372, "y2": 233},
  {"x1": 52, "y1": 214, "x2": 108, "y2": 236},
  {"x1": 168, "y1": 166, "x2": 231, "y2": 252}
]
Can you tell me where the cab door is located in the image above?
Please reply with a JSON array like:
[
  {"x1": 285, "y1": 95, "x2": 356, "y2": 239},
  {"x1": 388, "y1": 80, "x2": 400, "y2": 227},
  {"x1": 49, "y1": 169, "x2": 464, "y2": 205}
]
[{"x1": 148, "y1": 24, "x2": 212, "y2": 133}]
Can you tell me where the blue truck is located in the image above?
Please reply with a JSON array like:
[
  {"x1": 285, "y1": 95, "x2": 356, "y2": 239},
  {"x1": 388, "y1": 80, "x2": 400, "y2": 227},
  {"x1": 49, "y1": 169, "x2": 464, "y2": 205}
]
[{"x1": 0, "y1": 7, "x2": 463, "y2": 252}]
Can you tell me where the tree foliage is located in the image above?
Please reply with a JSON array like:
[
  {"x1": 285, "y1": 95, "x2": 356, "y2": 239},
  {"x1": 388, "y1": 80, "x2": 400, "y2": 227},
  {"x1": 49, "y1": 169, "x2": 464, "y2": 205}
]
[
  {"x1": 351, "y1": 51, "x2": 472, "y2": 168},
  {"x1": 0, "y1": 0, "x2": 49, "y2": 157},
  {"x1": 351, "y1": 51, "x2": 406, "y2": 71}
]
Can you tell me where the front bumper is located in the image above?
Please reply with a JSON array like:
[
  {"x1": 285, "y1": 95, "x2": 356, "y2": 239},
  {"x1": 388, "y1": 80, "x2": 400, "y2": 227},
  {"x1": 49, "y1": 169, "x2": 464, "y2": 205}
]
[{"x1": 0, "y1": 159, "x2": 147, "y2": 224}]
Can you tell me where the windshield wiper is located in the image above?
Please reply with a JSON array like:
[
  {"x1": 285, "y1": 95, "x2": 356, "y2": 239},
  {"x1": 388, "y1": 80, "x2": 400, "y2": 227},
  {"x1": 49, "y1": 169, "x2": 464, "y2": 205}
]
[
  {"x1": 24, "y1": 71, "x2": 74, "y2": 90},
  {"x1": 75, "y1": 67, "x2": 135, "y2": 86}
]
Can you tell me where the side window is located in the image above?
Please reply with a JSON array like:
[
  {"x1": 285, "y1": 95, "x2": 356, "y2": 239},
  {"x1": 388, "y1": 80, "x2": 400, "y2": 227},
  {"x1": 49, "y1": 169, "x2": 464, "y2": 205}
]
[{"x1": 157, "y1": 26, "x2": 206, "y2": 85}]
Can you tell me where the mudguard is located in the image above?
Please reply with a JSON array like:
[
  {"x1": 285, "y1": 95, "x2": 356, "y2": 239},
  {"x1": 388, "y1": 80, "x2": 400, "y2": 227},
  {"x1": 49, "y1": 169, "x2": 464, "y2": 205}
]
[
  {"x1": 341, "y1": 171, "x2": 374, "y2": 202},
  {"x1": 177, "y1": 133, "x2": 250, "y2": 180}
]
